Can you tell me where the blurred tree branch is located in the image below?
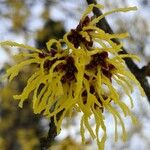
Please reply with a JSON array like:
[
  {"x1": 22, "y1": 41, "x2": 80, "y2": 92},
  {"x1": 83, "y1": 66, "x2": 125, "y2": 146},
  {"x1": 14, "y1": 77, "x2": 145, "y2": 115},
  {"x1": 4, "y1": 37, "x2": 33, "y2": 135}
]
[
  {"x1": 141, "y1": 62, "x2": 150, "y2": 77},
  {"x1": 86, "y1": 0, "x2": 150, "y2": 102},
  {"x1": 40, "y1": 117, "x2": 57, "y2": 150}
]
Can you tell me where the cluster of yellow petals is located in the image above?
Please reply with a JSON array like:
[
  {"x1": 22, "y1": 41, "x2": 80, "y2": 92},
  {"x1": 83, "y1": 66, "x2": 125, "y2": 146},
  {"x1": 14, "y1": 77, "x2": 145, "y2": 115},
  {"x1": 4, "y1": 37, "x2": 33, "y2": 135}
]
[{"x1": 0, "y1": 4, "x2": 145, "y2": 150}]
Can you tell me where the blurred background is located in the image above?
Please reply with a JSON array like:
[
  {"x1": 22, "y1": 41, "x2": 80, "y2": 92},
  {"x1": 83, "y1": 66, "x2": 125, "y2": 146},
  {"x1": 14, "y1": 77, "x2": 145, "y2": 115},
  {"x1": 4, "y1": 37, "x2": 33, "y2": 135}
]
[{"x1": 0, "y1": 0, "x2": 150, "y2": 150}]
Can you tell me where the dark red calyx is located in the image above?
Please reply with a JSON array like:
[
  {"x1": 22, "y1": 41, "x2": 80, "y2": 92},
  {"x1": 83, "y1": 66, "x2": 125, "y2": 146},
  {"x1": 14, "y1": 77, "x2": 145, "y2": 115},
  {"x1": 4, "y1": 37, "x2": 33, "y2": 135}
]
[
  {"x1": 76, "y1": 16, "x2": 91, "y2": 31},
  {"x1": 39, "y1": 48, "x2": 57, "y2": 58},
  {"x1": 61, "y1": 57, "x2": 77, "y2": 83},
  {"x1": 44, "y1": 59, "x2": 57, "y2": 70},
  {"x1": 86, "y1": 52, "x2": 108, "y2": 70},
  {"x1": 67, "y1": 16, "x2": 93, "y2": 49},
  {"x1": 39, "y1": 52, "x2": 47, "y2": 58}
]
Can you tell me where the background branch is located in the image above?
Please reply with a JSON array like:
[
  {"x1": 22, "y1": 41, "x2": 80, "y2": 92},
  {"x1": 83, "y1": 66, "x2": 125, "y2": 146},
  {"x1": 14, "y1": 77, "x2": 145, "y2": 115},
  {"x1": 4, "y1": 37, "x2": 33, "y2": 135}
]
[
  {"x1": 86, "y1": 0, "x2": 150, "y2": 102},
  {"x1": 141, "y1": 62, "x2": 150, "y2": 77},
  {"x1": 40, "y1": 110, "x2": 63, "y2": 150},
  {"x1": 40, "y1": 117, "x2": 57, "y2": 150}
]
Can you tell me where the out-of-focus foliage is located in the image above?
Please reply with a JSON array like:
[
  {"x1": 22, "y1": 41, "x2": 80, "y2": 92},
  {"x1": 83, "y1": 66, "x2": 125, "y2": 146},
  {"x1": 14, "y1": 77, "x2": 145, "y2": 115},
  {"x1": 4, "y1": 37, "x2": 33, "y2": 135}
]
[
  {"x1": 36, "y1": 19, "x2": 65, "y2": 49},
  {"x1": 51, "y1": 137, "x2": 90, "y2": 150},
  {"x1": 0, "y1": 66, "x2": 42, "y2": 150},
  {"x1": 0, "y1": 0, "x2": 29, "y2": 31}
]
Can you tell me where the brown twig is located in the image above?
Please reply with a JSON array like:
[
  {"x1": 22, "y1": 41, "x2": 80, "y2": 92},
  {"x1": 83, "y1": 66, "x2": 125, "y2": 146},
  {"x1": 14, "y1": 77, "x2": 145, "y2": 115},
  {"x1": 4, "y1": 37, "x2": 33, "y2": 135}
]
[
  {"x1": 40, "y1": 109, "x2": 64, "y2": 150},
  {"x1": 141, "y1": 62, "x2": 150, "y2": 77},
  {"x1": 86, "y1": 0, "x2": 150, "y2": 102},
  {"x1": 40, "y1": 117, "x2": 57, "y2": 150}
]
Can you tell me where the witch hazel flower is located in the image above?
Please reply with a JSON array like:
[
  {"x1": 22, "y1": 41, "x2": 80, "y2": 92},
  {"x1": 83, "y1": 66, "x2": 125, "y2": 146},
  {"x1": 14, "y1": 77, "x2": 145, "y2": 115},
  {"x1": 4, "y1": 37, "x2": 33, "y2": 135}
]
[{"x1": 0, "y1": 4, "x2": 145, "y2": 150}]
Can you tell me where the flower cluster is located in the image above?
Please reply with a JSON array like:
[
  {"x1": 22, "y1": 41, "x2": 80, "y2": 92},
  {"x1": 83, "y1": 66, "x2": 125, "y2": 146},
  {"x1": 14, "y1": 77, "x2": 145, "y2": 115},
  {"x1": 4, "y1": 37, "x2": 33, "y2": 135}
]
[{"x1": 0, "y1": 4, "x2": 145, "y2": 150}]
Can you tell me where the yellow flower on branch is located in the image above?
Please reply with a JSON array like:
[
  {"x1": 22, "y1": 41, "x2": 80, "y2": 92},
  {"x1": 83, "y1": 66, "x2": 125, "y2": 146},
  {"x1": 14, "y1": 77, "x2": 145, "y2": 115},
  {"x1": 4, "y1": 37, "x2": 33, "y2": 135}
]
[{"x1": 0, "y1": 4, "x2": 145, "y2": 150}]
